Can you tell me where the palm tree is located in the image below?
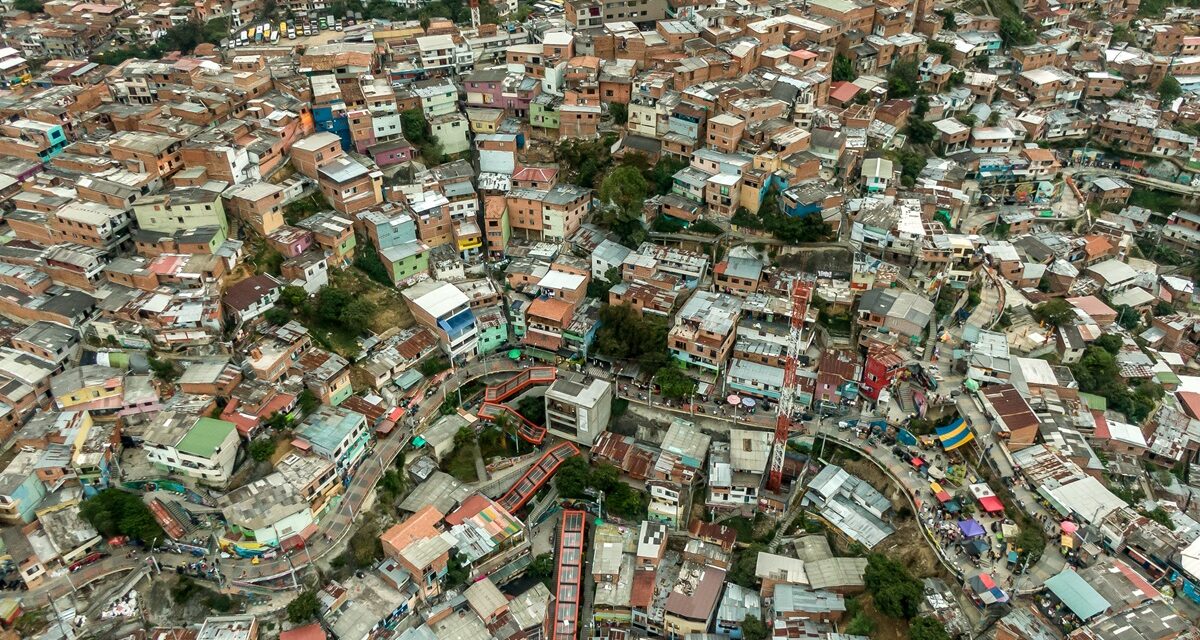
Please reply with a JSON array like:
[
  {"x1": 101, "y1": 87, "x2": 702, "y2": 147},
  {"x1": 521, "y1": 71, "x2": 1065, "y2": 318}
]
[{"x1": 494, "y1": 412, "x2": 516, "y2": 454}]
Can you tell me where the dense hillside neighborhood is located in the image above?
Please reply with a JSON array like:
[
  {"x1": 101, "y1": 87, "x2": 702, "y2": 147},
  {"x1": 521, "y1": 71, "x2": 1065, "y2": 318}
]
[{"x1": 2, "y1": 0, "x2": 1200, "y2": 639}]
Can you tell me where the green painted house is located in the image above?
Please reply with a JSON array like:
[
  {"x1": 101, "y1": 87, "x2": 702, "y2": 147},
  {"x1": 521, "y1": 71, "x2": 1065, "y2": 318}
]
[
  {"x1": 475, "y1": 305, "x2": 509, "y2": 355},
  {"x1": 381, "y1": 241, "x2": 430, "y2": 285},
  {"x1": 531, "y1": 94, "x2": 561, "y2": 131}
]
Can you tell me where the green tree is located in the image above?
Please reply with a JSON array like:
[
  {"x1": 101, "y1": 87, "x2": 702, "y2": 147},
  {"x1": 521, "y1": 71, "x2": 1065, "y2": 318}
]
[
  {"x1": 887, "y1": 148, "x2": 928, "y2": 188},
  {"x1": 610, "y1": 103, "x2": 628, "y2": 124},
  {"x1": 599, "y1": 165, "x2": 651, "y2": 247},
  {"x1": 1094, "y1": 333, "x2": 1123, "y2": 355},
  {"x1": 347, "y1": 516, "x2": 384, "y2": 567},
  {"x1": 557, "y1": 135, "x2": 617, "y2": 188},
  {"x1": 593, "y1": 304, "x2": 670, "y2": 374},
  {"x1": 298, "y1": 389, "x2": 320, "y2": 414},
  {"x1": 517, "y1": 395, "x2": 546, "y2": 426},
  {"x1": 445, "y1": 550, "x2": 470, "y2": 586},
  {"x1": 14, "y1": 611, "x2": 47, "y2": 636},
  {"x1": 740, "y1": 616, "x2": 770, "y2": 640},
  {"x1": 1159, "y1": 75, "x2": 1183, "y2": 105},
  {"x1": 354, "y1": 240, "x2": 393, "y2": 286},
  {"x1": 928, "y1": 41, "x2": 951, "y2": 58},
  {"x1": 910, "y1": 616, "x2": 951, "y2": 640},
  {"x1": 655, "y1": 366, "x2": 697, "y2": 399},
  {"x1": 380, "y1": 469, "x2": 406, "y2": 498},
  {"x1": 401, "y1": 109, "x2": 431, "y2": 145},
  {"x1": 420, "y1": 357, "x2": 451, "y2": 376},
  {"x1": 79, "y1": 489, "x2": 165, "y2": 542},
  {"x1": 986, "y1": 111, "x2": 1001, "y2": 126},
  {"x1": 938, "y1": 9, "x2": 955, "y2": 29},
  {"x1": 148, "y1": 354, "x2": 182, "y2": 383},
  {"x1": 907, "y1": 118, "x2": 936, "y2": 144},
  {"x1": 863, "y1": 553, "x2": 923, "y2": 618},
  {"x1": 340, "y1": 298, "x2": 376, "y2": 334},
  {"x1": 249, "y1": 438, "x2": 276, "y2": 462},
  {"x1": 914, "y1": 95, "x2": 931, "y2": 118},
  {"x1": 1115, "y1": 304, "x2": 1141, "y2": 331},
  {"x1": 728, "y1": 543, "x2": 765, "y2": 588},
  {"x1": 1031, "y1": 298, "x2": 1075, "y2": 326},
  {"x1": 265, "y1": 307, "x2": 292, "y2": 326},
  {"x1": 887, "y1": 57, "x2": 920, "y2": 98},
  {"x1": 14, "y1": 0, "x2": 43, "y2": 12},
  {"x1": 588, "y1": 266, "x2": 622, "y2": 299},
  {"x1": 606, "y1": 483, "x2": 648, "y2": 519},
  {"x1": 592, "y1": 463, "x2": 620, "y2": 493},
  {"x1": 845, "y1": 611, "x2": 874, "y2": 636},
  {"x1": 832, "y1": 55, "x2": 856, "y2": 82},
  {"x1": 287, "y1": 589, "x2": 321, "y2": 624},
  {"x1": 264, "y1": 411, "x2": 290, "y2": 431},
  {"x1": 528, "y1": 552, "x2": 556, "y2": 587},
  {"x1": 554, "y1": 455, "x2": 590, "y2": 498},
  {"x1": 1000, "y1": 15, "x2": 1036, "y2": 46},
  {"x1": 644, "y1": 155, "x2": 689, "y2": 196},
  {"x1": 317, "y1": 286, "x2": 353, "y2": 323}
]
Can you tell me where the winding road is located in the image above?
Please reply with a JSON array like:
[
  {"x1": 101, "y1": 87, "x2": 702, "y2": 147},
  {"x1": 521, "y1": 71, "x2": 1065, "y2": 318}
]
[{"x1": 24, "y1": 358, "x2": 532, "y2": 604}]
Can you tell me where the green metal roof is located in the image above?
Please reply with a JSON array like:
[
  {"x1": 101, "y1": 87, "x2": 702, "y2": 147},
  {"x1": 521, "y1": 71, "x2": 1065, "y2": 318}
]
[
  {"x1": 1045, "y1": 570, "x2": 1110, "y2": 621},
  {"x1": 395, "y1": 369, "x2": 423, "y2": 390},
  {"x1": 1078, "y1": 392, "x2": 1107, "y2": 412},
  {"x1": 176, "y1": 417, "x2": 236, "y2": 457}
]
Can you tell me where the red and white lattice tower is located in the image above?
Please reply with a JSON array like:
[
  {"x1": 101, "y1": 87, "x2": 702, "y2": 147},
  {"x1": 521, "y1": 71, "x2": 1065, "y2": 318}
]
[{"x1": 767, "y1": 276, "x2": 813, "y2": 493}]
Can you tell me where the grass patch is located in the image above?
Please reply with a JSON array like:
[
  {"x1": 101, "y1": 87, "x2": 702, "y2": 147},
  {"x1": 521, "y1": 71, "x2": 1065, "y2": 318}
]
[
  {"x1": 722, "y1": 515, "x2": 755, "y2": 541},
  {"x1": 291, "y1": 267, "x2": 416, "y2": 358},
  {"x1": 1128, "y1": 188, "x2": 1191, "y2": 215},
  {"x1": 442, "y1": 441, "x2": 480, "y2": 483},
  {"x1": 284, "y1": 191, "x2": 332, "y2": 225}
]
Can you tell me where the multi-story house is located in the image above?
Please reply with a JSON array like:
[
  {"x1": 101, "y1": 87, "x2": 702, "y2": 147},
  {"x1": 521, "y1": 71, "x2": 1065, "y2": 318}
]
[
  {"x1": 317, "y1": 157, "x2": 384, "y2": 215},
  {"x1": 0, "y1": 119, "x2": 67, "y2": 161},
  {"x1": 293, "y1": 349, "x2": 353, "y2": 407},
  {"x1": 403, "y1": 279, "x2": 478, "y2": 361},
  {"x1": 133, "y1": 185, "x2": 229, "y2": 238},
  {"x1": 294, "y1": 405, "x2": 370, "y2": 479},
  {"x1": 49, "y1": 201, "x2": 132, "y2": 254},
  {"x1": 142, "y1": 412, "x2": 240, "y2": 486},
  {"x1": 669, "y1": 291, "x2": 742, "y2": 375}
]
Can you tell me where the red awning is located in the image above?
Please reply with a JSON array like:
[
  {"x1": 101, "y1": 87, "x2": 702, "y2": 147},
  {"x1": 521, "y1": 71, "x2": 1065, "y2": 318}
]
[
  {"x1": 375, "y1": 420, "x2": 396, "y2": 436},
  {"x1": 978, "y1": 496, "x2": 1004, "y2": 513},
  {"x1": 911, "y1": 457, "x2": 925, "y2": 467},
  {"x1": 935, "y1": 490, "x2": 952, "y2": 503}
]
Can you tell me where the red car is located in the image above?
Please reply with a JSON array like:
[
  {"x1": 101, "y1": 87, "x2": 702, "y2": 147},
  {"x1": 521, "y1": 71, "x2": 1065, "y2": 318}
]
[{"x1": 69, "y1": 552, "x2": 106, "y2": 572}]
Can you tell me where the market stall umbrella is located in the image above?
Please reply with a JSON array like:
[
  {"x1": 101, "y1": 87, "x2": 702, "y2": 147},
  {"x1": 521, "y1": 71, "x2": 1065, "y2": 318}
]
[
  {"x1": 964, "y1": 379, "x2": 981, "y2": 391},
  {"x1": 727, "y1": 394, "x2": 742, "y2": 406},
  {"x1": 507, "y1": 349, "x2": 522, "y2": 360},
  {"x1": 1060, "y1": 521, "x2": 1078, "y2": 534},
  {"x1": 741, "y1": 397, "x2": 757, "y2": 408},
  {"x1": 964, "y1": 538, "x2": 990, "y2": 556},
  {"x1": 958, "y1": 519, "x2": 987, "y2": 539},
  {"x1": 968, "y1": 573, "x2": 1009, "y2": 605},
  {"x1": 935, "y1": 418, "x2": 975, "y2": 451}
]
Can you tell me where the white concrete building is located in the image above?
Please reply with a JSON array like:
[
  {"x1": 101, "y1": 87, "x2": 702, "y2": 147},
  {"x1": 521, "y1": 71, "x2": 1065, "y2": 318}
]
[{"x1": 142, "y1": 412, "x2": 240, "y2": 485}]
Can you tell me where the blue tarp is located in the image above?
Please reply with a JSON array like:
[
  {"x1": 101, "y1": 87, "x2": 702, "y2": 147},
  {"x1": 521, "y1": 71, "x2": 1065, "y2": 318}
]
[{"x1": 897, "y1": 429, "x2": 917, "y2": 446}]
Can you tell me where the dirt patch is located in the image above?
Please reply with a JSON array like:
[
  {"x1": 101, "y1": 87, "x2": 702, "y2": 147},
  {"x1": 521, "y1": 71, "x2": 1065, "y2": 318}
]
[
  {"x1": 329, "y1": 267, "x2": 415, "y2": 335},
  {"x1": 841, "y1": 457, "x2": 944, "y2": 579},
  {"x1": 856, "y1": 594, "x2": 911, "y2": 640}
]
